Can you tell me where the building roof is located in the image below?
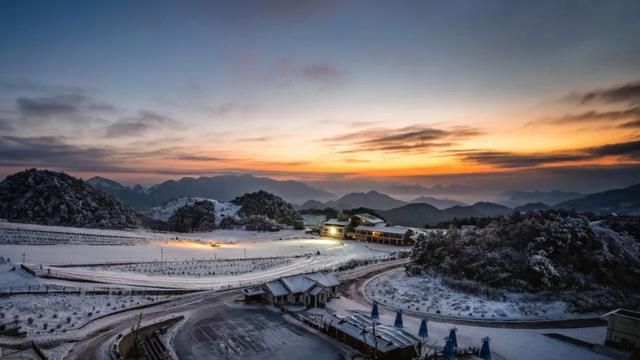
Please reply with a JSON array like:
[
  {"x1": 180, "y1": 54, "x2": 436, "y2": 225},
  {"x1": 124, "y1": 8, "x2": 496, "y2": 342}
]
[
  {"x1": 323, "y1": 312, "x2": 420, "y2": 353},
  {"x1": 309, "y1": 285, "x2": 326, "y2": 296},
  {"x1": 281, "y1": 275, "x2": 316, "y2": 294},
  {"x1": 264, "y1": 280, "x2": 289, "y2": 297},
  {"x1": 304, "y1": 272, "x2": 340, "y2": 288},
  {"x1": 242, "y1": 286, "x2": 266, "y2": 296},
  {"x1": 324, "y1": 219, "x2": 350, "y2": 226},
  {"x1": 354, "y1": 213, "x2": 385, "y2": 224},
  {"x1": 601, "y1": 308, "x2": 640, "y2": 320},
  {"x1": 354, "y1": 225, "x2": 411, "y2": 235}
]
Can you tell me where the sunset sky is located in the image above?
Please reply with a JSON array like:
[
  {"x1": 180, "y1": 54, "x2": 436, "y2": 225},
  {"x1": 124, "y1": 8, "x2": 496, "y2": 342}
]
[{"x1": 1, "y1": 1, "x2": 639, "y2": 193}]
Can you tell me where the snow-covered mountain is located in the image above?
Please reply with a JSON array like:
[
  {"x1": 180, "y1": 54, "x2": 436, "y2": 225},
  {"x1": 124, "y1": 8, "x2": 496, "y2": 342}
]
[{"x1": 149, "y1": 197, "x2": 241, "y2": 224}]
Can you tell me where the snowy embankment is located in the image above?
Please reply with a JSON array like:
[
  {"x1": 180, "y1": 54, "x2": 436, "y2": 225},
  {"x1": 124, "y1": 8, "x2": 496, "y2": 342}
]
[
  {"x1": 0, "y1": 293, "x2": 173, "y2": 337},
  {"x1": 365, "y1": 268, "x2": 598, "y2": 320}
]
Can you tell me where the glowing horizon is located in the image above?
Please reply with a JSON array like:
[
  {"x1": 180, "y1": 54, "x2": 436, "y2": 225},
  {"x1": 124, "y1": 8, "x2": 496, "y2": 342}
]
[{"x1": 1, "y1": 1, "x2": 639, "y2": 191}]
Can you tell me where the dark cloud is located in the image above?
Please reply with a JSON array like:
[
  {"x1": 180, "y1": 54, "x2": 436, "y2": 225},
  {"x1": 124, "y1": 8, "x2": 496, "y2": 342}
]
[
  {"x1": 457, "y1": 151, "x2": 590, "y2": 168},
  {"x1": 590, "y1": 140, "x2": 640, "y2": 160},
  {"x1": 173, "y1": 154, "x2": 224, "y2": 162},
  {"x1": 0, "y1": 136, "x2": 111, "y2": 167},
  {"x1": 324, "y1": 125, "x2": 482, "y2": 154},
  {"x1": 14, "y1": 93, "x2": 117, "y2": 120},
  {"x1": 16, "y1": 94, "x2": 85, "y2": 117},
  {"x1": 105, "y1": 111, "x2": 180, "y2": 137},
  {"x1": 618, "y1": 119, "x2": 640, "y2": 129},
  {"x1": 458, "y1": 139, "x2": 640, "y2": 168},
  {"x1": 579, "y1": 80, "x2": 640, "y2": 105},
  {"x1": 547, "y1": 106, "x2": 640, "y2": 124}
]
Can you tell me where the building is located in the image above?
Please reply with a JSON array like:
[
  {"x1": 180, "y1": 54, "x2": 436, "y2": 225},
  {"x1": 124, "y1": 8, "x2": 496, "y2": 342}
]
[
  {"x1": 601, "y1": 308, "x2": 640, "y2": 352},
  {"x1": 351, "y1": 213, "x2": 385, "y2": 226},
  {"x1": 243, "y1": 272, "x2": 340, "y2": 308},
  {"x1": 349, "y1": 225, "x2": 414, "y2": 246},
  {"x1": 322, "y1": 212, "x2": 424, "y2": 246},
  {"x1": 302, "y1": 214, "x2": 326, "y2": 232},
  {"x1": 322, "y1": 312, "x2": 421, "y2": 360},
  {"x1": 321, "y1": 219, "x2": 350, "y2": 239}
]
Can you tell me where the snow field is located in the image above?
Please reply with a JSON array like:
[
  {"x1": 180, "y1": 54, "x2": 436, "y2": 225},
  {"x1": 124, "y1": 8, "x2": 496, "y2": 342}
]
[
  {"x1": 0, "y1": 293, "x2": 172, "y2": 337},
  {"x1": 85, "y1": 257, "x2": 296, "y2": 278},
  {"x1": 365, "y1": 268, "x2": 588, "y2": 320}
]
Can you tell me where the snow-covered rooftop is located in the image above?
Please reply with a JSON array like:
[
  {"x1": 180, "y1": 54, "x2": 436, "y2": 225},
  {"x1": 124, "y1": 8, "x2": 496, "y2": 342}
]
[
  {"x1": 264, "y1": 280, "x2": 289, "y2": 297},
  {"x1": 309, "y1": 285, "x2": 325, "y2": 296},
  {"x1": 354, "y1": 213, "x2": 385, "y2": 224},
  {"x1": 304, "y1": 272, "x2": 340, "y2": 288},
  {"x1": 324, "y1": 219, "x2": 350, "y2": 226},
  {"x1": 281, "y1": 274, "x2": 316, "y2": 294},
  {"x1": 323, "y1": 312, "x2": 420, "y2": 352},
  {"x1": 242, "y1": 286, "x2": 266, "y2": 296}
]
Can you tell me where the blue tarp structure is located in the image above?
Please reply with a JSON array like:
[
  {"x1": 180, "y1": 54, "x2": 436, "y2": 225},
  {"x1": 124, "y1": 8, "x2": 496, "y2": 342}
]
[
  {"x1": 394, "y1": 309, "x2": 403, "y2": 328},
  {"x1": 418, "y1": 319, "x2": 428, "y2": 338},
  {"x1": 480, "y1": 337, "x2": 492, "y2": 359},
  {"x1": 448, "y1": 327, "x2": 458, "y2": 348},
  {"x1": 371, "y1": 302, "x2": 379, "y2": 320},
  {"x1": 443, "y1": 336, "x2": 455, "y2": 360}
]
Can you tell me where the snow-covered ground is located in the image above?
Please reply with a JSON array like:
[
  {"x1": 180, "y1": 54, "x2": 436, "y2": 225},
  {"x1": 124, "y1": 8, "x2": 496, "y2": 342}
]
[
  {"x1": 149, "y1": 197, "x2": 241, "y2": 223},
  {"x1": 0, "y1": 293, "x2": 172, "y2": 336},
  {"x1": 365, "y1": 268, "x2": 595, "y2": 320},
  {"x1": 31, "y1": 240, "x2": 400, "y2": 289},
  {"x1": 326, "y1": 295, "x2": 610, "y2": 360},
  {"x1": 82, "y1": 257, "x2": 296, "y2": 278}
]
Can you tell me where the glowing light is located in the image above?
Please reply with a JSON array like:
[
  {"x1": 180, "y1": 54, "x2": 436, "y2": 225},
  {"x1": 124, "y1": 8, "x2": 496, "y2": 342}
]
[{"x1": 328, "y1": 226, "x2": 337, "y2": 236}]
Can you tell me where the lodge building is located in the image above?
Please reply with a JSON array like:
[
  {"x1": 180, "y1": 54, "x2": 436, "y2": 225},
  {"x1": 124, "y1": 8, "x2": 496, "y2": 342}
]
[
  {"x1": 322, "y1": 213, "x2": 420, "y2": 246},
  {"x1": 242, "y1": 272, "x2": 340, "y2": 308}
]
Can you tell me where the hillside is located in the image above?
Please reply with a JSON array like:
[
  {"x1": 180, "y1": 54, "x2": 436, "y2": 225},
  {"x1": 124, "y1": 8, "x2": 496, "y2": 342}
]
[
  {"x1": 149, "y1": 197, "x2": 240, "y2": 224},
  {"x1": 87, "y1": 176, "x2": 151, "y2": 209},
  {"x1": 410, "y1": 196, "x2": 467, "y2": 209},
  {"x1": 513, "y1": 202, "x2": 550, "y2": 212},
  {"x1": 325, "y1": 191, "x2": 406, "y2": 210},
  {"x1": 379, "y1": 202, "x2": 512, "y2": 227},
  {"x1": 555, "y1": 183, "x2": 640, "y2": 214},
  {"x1": 0, "y1": 169, "x2": 142, "y2": 229},
  {"x1": 167, "y1": 201, "x2": 217, "y2": 232},
  {"x1": 411, "y1": 210, "x2": 640, "y2": 311},
  {"x1": 501, "y1": 190, "x2": 583, "y2": 207},
  {"x1": 232, "y1": 190, "x2": 304, "y2": 229}
]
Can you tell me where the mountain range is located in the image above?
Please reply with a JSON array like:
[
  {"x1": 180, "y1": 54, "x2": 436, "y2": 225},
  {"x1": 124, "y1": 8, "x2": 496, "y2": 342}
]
[
  {"x1": 298, "y1": 191, "x2": 468, "y2": 211},
  {"x1": 88, "y1": 174, "x2": 334, "y2": 209},
  {"x1": 500, "y1": 190, "x2": 584, "y2": 207}
]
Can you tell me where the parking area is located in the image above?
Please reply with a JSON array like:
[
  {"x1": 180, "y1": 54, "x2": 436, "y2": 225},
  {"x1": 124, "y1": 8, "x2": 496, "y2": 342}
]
[{"x1": 173, "y1": 306, "x2": 347, "y2": 360}]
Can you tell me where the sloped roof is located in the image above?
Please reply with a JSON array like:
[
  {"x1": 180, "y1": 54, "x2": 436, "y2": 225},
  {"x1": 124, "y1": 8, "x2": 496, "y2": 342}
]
[
  {"x1": 264, "y1": 280, "x2": 289, "y2": 297},
  {"x1": 355, "y1": 213, "x2": 385, "y2": 224},
  {"x1": 281, "y1": 275, "x2": 316, "y2": 294},
  {"x1": 242, "y1": 286, "x2": 266, "y2": 296},
  {"x1": 324, "y1": 219, "x2": 350, "y2": 226},
  {"x1": 309, "y1": 285, "x2": 326, "y2": 296},
  {"x1": 304, "y1": 272, "x2": 340, "y2": 288}
]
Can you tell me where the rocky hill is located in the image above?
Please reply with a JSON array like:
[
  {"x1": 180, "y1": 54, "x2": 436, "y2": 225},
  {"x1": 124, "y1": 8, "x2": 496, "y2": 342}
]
[
  {"x1": 167, "y1": 200, "x2": 216, "y2": 232},
  {"x1": 0, "y1": 169, "x2": 142, "y2": 228},
  {"x1": 232, "y1": 190, "x2": 303, "y2": 229},
  {"x1": 411, "y1": 210, "x2": 640, "y2": 312}
]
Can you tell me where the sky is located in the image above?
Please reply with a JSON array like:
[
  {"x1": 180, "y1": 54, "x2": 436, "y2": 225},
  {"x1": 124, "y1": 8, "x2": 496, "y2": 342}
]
[{"x1": 0, "y1": 0, "x2": 639, "y2": 194}]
